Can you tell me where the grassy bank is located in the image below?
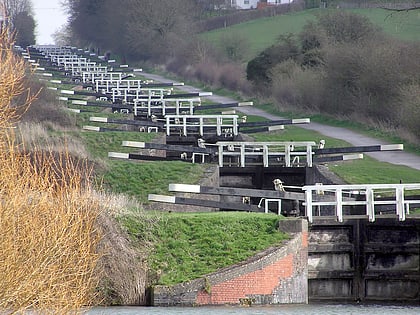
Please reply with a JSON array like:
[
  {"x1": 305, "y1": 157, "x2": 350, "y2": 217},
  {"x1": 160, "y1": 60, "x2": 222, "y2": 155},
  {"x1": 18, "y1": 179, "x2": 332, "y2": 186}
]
[{"x1": 120, "y1": 211, "x2": 288, "y2": 285}]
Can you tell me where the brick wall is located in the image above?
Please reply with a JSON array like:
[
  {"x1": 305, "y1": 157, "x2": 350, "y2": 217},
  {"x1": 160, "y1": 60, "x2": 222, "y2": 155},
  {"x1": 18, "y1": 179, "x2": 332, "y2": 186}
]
[{"x1": 153, "y1": 219, "x2": 308, "y2": 306}]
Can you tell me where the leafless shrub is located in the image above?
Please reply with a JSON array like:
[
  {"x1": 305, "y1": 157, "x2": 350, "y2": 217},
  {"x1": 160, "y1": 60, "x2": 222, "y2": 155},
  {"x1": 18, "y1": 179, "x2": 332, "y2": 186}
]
[
  {"x1": 270, "y1": 59, "x2": 324, "y2": 111},
  {"x1": 0, "y1": 26, "x2": 105, "y2": 314},
  {"x1": 218, "y1": 62, "x2": 247, "y2": 91},
  {"x1": 194, "y1": 60, "x2": 222, "y2": 85}
]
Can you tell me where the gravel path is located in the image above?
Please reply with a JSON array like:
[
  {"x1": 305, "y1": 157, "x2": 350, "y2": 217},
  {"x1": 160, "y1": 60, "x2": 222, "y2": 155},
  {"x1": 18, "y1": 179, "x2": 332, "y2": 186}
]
[{"x1": 140, "y1": 72, "x2": 420, "y2": 171}]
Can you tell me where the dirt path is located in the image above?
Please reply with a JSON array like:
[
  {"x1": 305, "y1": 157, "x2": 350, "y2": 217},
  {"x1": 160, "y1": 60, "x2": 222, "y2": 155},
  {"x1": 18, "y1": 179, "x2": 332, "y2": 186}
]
[{"x1": 139, "y1": 72, "x2": 420, "y2": 171}]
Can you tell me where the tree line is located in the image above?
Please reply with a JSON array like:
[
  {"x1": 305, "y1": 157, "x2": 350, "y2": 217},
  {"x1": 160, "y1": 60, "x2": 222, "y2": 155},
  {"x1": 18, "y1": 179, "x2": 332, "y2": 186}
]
[{"x1": 1, "y1": 0, "x2": 35, "y2": 47}]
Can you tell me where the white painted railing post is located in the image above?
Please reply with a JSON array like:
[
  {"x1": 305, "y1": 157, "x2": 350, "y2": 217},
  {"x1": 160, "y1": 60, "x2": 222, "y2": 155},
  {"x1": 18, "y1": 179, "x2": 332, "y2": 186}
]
[
  {"x1": 166, "y1": 116, "x2": 170, "y2": 136},
  {"x1": 216, "y1": 116, "x2": 222, "y2": 136},
  {"x1": 336, "y1": 188, "x2": 343, "y2": 222},
  {"x1": 263, "y1": 145, "x2": 269, "y2": 167},
  {"x1": 233, "y1": 116, "x2": 238, "y2": 136},
  {"x1": 307, "y1": 144, "x2": 313, "y2": 167},
  {"x1": 199, "y1": 117, "x2": 204, "y2": 136},
  {"x1": 182, "y1": 116, "x2": 187, "y2": 136},
  {"x1": 305, "y1": 189, "x2": 313, "y2": 223},
  {"x1": 218, "y1": 145, "x2": 224, "y2": 167},
  {"x1": 366, "y1": 188, "x2": 375, "y2": 222},
  {"x1": 264, "y1": 199, "x2": 281, "y2": 215},
  {"x1": 285, "y1": 144, "x2": 291, "y2": 167},
  {"x1": 396, "y1": 186, "x2": 405, "y2": 221},
  {"x1": 240, "y1": 144, "x2": 245, "y2": 167}
]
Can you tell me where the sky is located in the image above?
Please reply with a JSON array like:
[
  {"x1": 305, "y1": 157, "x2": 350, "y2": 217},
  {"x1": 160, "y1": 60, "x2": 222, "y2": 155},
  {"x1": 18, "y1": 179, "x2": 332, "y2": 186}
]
[{"x1": 32, "y1": 0, "x2": 68, "y2": 45}]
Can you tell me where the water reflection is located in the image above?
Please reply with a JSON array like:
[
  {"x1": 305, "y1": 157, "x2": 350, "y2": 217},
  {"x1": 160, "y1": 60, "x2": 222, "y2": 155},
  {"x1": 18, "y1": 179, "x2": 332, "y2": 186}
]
[{"x1": 87, "y1": 304, "x2": 419, "y2": 315}]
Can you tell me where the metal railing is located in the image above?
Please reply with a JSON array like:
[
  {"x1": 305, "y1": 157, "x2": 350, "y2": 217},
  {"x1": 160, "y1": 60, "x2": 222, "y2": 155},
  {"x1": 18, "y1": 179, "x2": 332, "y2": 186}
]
[
  {"x1": 215, "y1": 141, "x2": 316, "y2": 167},
  {"x1": 165, "y1": 114, "x2": 239, "y2": 137},
  {"x1": 302, "y1": 183, "x2": 420, "y2": 222}
]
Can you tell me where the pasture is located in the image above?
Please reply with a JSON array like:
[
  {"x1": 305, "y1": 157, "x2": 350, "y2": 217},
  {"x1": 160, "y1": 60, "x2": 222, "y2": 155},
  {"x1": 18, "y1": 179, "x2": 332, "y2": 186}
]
[{"x1": 200, "y1": 8, "x2": 420, "y2": 62}]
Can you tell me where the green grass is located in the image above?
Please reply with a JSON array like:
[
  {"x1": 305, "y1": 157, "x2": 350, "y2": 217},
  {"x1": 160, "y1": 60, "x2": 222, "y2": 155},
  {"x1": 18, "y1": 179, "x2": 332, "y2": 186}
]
[
  {"x1": 200, "y1": 9, "x2": 318, "y2": 62},
  {"x1": 76, "y1": 130, "x2": 206, "y2": 203},
  {"x1": 350, "y1": 8, "x2": 420, "y2": 42},
  {"x1": 329, "y1": 156, "x2": 420, "y2": 185},
  {"x1": 79, "y1": 130, "x2": 157, "y2": 159},
  {"x1": 200, "y1": 8, "x2": 420, "y2": 62},
  {"x1": 120, "y1": 212, "x2": 288, "y2": 285},
  {"x1": 102, "y1": 160, "x2": 206, "y2": 203}
]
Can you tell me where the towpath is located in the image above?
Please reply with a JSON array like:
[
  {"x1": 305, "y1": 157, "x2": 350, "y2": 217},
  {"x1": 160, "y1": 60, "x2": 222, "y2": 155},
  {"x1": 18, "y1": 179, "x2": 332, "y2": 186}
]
[{"x1": 140, "y1": 72, "x2": 420, "y2": 171}]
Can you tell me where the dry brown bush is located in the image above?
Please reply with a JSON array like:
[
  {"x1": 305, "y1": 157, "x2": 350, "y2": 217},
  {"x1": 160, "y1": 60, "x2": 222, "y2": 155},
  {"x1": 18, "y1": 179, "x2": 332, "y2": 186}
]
[
  {"x1": 0, "y1": 132, "x2": 104, "y2": 314},
  {"x1": 0, "y1": 27, "x2": 104, "y2": 314},
  {"x1": 193, "y1": 60, "x2": 222, "y2": 86}
]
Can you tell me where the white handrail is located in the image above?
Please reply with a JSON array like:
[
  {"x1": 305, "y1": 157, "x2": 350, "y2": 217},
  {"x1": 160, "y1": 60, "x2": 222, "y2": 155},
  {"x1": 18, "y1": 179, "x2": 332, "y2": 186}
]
[{"x1": 302, "y1": 183, "x2": 420, "y2": 222}]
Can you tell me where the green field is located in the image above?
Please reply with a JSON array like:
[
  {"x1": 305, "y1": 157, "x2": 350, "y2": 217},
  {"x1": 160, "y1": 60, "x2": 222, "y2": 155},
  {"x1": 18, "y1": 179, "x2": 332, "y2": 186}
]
[
  {"x1": 200, "y1": 8, "x2": 420, "y2": 62},
  {"x1": 351, "y1": 8, "x2": 420, "y2": 41}
]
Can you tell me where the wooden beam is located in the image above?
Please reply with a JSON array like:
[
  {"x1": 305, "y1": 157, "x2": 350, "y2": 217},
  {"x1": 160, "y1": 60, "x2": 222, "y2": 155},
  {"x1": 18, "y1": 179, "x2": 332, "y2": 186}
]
[
  {"x1": 313, "y1": 154, "x2": 364, "y2": 163},
  {"x1": 163, "y1": 92, "x2": 212, "y2": 99},
  {"x1": 240, "y1": 125, "x2": 285, "y2": 134},
  {"x1": 314, "y1": 144, "x2": 403, "y2": 155},
  {"x1": 108, "y1": 152, "x2": 188, "y2": 162},
  {"x1": 83, "y1": 126, "x2": 128, "y2": 132},
  {"x1": 195, "y1": 102, "x2": 253, "y2": 111},
  {"x1": 122, "y1": 141, "x2": 216, "y2": 154},
  {"x1": 239, "y1": 118, "x2": 310, "y2": 128},
  {"x1": 168, "y1": 184, "x2": 305, "y2": 201},
  {"x1": 89, "y1": 117, "x2": 164, "y2": 128},
  {"x1": 148, "y1": 194, "x2": 263, "y2": 212},
  {"x1": 70, "y1": 100, "x2": 134, "y2": 111}
]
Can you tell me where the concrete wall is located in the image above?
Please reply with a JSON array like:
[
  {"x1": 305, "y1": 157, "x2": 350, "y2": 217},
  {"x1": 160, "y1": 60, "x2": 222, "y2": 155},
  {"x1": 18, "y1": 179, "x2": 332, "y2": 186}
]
[{"x1": 153, "y1": 219, "x2": 308, "y2": 306}]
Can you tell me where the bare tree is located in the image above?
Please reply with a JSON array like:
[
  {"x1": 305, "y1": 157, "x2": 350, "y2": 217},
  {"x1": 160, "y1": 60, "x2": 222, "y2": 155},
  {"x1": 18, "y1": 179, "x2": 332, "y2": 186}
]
[
  {"x1": 124, "y1": 0, "x2": 199, "y2": 60},
  {"x1": 13, "y1": 9, "x2": 35, "y2": 46},
  {"x1": 1, "y1": 0, "x2": 32, "y2": 26}
]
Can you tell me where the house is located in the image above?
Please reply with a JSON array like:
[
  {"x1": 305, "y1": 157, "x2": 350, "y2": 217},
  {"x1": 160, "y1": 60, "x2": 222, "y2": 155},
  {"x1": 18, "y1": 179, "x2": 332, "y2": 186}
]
[
  {"x1": 230, "y1": 0, "x2": 293, "y2": 9},
  {"x1": 230, "y1": 0, "x2": 259, "y2": 9},
  {"x1": 266, "y1": 0, "x2": 294, "y2": 4}
]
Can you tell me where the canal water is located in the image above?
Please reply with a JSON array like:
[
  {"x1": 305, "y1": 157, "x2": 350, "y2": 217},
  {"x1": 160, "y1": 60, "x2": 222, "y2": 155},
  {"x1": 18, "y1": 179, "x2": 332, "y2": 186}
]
[{"x1": 87, "y1": 304, "x2": 419, "y2": 315}]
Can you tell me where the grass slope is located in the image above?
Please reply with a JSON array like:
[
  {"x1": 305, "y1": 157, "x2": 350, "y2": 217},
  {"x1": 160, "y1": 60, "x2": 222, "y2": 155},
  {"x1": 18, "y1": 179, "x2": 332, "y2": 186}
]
[
  {"x1": 201, "y1": 9, "x2": 318, "y2": 62},
  {"x1": 121, "y1": 212, "x2": 288, "y2": 285},
  {"x1": 77, "y1": 130, "x2": 207, "y2": 203},
  {"x1": 201, "y1": 8, "x2": 420, "y2": 62}
]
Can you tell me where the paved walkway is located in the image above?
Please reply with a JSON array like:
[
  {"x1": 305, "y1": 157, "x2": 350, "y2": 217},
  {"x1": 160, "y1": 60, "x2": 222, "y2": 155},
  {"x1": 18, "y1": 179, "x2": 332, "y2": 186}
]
[{"x1": 140, "y1": 72, "x2": 420, "y2": 171}]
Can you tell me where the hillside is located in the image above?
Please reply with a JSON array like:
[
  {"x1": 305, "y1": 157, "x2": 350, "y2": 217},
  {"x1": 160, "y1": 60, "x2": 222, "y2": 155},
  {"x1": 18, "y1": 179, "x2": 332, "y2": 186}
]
[{"x1": 200, "y1": 8, "x2": 420, "y2": 62}]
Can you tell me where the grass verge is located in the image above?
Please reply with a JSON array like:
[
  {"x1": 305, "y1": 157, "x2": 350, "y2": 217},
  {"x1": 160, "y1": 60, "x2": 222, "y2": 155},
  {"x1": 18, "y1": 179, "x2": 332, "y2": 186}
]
[{"x1": 119, "y1": 211, "x2": 288, "y2": 285}]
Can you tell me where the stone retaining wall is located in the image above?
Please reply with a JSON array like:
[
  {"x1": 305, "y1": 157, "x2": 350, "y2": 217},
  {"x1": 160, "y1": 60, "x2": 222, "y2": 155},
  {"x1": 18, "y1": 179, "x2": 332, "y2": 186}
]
[{"x1": 152, "y1": 219, "x2": 308, "y2": 306}]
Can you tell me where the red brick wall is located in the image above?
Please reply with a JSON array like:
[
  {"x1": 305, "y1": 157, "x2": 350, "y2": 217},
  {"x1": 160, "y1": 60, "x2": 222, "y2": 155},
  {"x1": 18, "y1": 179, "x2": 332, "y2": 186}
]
[
  {"x1": 302, "y1": 231, "x2": 308, "y2": 247},
  {"x1": 153, "y1": 219, "x2": 308, "y2": 306},
  {"x1": 196, "y1": 254, "x2": 294, "y2": 304}
]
